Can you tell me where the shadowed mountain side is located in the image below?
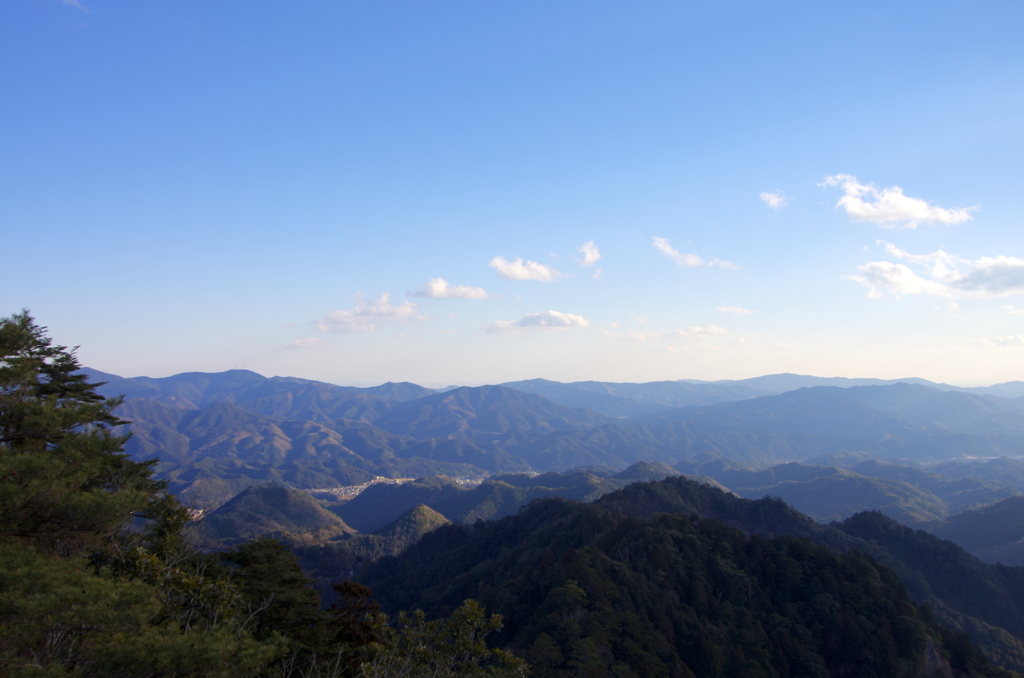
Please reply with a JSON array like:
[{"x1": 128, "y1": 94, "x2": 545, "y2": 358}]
[
  {"x1": 925, "y1": 497, "x2": 1024, "y2": 566},
  {"x1": 592, "y1": 477, "x2": 1024, "y2": 671},
  {"x1": 360, "y1": 479, "x2": 1014, "y2": 677},
  {"x1": 370, "y1": 385, "x2": 613, "y2": 443},
  {"x1": 832, "y1": 512, "x2": 1024, "y2": 672},
  {"x1": 498, "y1": 378, "x2": 772, "y2": 417},
  {"x1": 196, "y1": 484, "x2": 355, "y2": 545},
  {"x1": 115, "y1": 398, "x2": 525, "y2": 509}
]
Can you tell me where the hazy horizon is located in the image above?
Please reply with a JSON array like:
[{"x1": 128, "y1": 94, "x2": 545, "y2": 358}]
[{"x1": 5, "y1": 2, "x2": 1023, "y2": 387}]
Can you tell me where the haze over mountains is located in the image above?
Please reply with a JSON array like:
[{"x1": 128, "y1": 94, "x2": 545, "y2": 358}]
[{"x1": 84, "y1": 367, "x2": 1024, "y2": 509}]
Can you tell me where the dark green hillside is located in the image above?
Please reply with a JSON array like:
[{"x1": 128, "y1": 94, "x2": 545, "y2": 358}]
[
  {"x1": 197, "y1": 484, "x2": 355, "y2": 544},
  {"x1": 590, "y1": 477, "x2": 1024, "y2": 672},
  {"x1": 833, "y1": 512, "x2": 1024, "y2": 671},
  {"x1": 362, "y1": 488, "x2": 1010, "y2": 678},
  {"x1": 926, "y1": 496, "x2": 1024, "y2": 566}
]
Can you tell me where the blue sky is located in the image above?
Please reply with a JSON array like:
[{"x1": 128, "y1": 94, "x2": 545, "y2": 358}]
[{"x1": 3, "y1": 1, "x2": 1024, "y2": 386}]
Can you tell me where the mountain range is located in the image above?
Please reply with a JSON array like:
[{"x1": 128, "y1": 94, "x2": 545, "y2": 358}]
[{"x1": 82, "y1": 367, "x2": 1024, "y2": 510}]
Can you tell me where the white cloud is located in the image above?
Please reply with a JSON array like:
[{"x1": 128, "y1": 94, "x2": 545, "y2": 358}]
[
  {"x1": 487, "y1": 310, "x2": 590, "y2": 333},
  {"x1": 668, "y1": 326, "x2": 728, "y2": 339},
  {"x1": 946, "y1": 303, "x2": 959, "y2": 312},
  {"x1": 61, "y1": 0, "x2": 88, "y2": 11},
  {"x1": 652, "y1": 237, "x2": 738, "y2": 269},
  {"x1": 1006, "y1": 306, "x2": 1024, "y2": 316},
  {"x1": 291, "y1": 337, "x2": 323, "y2": 348},
  {"x1": 608, "y1": 326, "x2": 728, "y2": 341},
  {"x1": 760, "y1": 192, "x2": 787, "y2": 210},
  {"x1": 489, "y1": 256, "x2": 563, "y2": 281},
  {"x1": 718, "y1": 306, "x2": 755, "y2": 315},
  {"x1": 317, "y1": 293, "x2": 424, "y2": 334},
  {"x1": 975, "y1": 335, "x2": 1024, "y2": 347},
  {"x1": 849, "y1": 241, "x2": 1024, "y2": 299},
  {"x1": 630, "y1": 315, "x2": 648, "y2": 325},
  {"x1": 821, "y1": 174, "x2": 976, "y2": 229},
  {"x1": 410, "y1": 278, "x2": 488, "y2": 300},
  {"x1": 578, "y1": 241, "x2": 601, "y2": 266}
]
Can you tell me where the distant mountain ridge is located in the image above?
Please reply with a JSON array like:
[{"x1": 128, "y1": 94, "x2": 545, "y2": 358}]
[{"x1": 81, "y1": 368, "x2": 1024, "y2": 509}]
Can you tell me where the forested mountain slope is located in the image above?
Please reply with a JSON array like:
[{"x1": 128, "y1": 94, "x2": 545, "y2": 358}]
[{"x1": 362, "y1": 478, "x2": 1014, "y2": 677}]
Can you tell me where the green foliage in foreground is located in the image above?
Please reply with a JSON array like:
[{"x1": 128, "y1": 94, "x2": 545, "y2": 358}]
[{"x1": 0, "y1": 311, "x2": 525, "y2": 677}]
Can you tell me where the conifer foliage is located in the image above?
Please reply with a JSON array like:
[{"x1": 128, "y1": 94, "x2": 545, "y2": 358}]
[{"x1": 0, "y1": 311, "x2": 525, "y2": 677}]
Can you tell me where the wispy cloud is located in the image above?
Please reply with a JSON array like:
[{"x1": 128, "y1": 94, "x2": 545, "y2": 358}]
[
  {"x1": 291, "y1": 337, "x2": 323, "y2": 348},
  {"x1": 317, "y1": 293, "x2": 424, "y2": 334},
  {"x1": 604, "y1": 326, "x2": 728, "y2": 341},
  {"x1": 760, "y1": 191, "x2": 787, "y2": 210},
  {"x1": 718, "y1": 306, "x2": 755, "y2": 315},
  {"x1": 652, "y1": 237, "x2": 737, "y2": 269},
  {"x1": 489, "y1": 256, "x2": 563, "y2": 281},
  {"x1": 849, "y1": 241, "x2": 1024, "y2": 299},
  {"x1": 821, "y1": 174, "x2": 976, "y2": 229},
  {"x1": 487, "y1": 310, "x2": 590, "y2": 333},
  {"x1": 410, "y1": 278, "x2": 488, "y2": 300},
  {"x1": 577, "y1": 241, "x2": 601, "y2": 266},
  {"x1": 974, "y1": 335, "x2": 1024, "y2": 348},
  {"x1": 61, "y1": 0, "x2": 89, "y2": 12}
]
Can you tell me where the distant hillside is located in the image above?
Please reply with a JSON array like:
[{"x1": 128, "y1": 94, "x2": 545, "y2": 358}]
[
  {"x1": 687, "y1": 373, "x2": 1024, "y2": 399},
  {"x1": 499, "y1": 377, "x2": 771, "y2": 417},
  {"x1": 115, "y1": 398, "x2": 524, "y2": 509},
  {"x1": 930, "y1": 458, "x2": 1024, "y2": 494},
  {"x1": 370, "y1": 385, "x2": 612, "y2": 443},
  {"x1": 645, "y1": 384, "x2": 1024, "y2": 462},
  {"x1": 675, "y1": 459, "x2": 1018, "y2": 524},
  {"x1": 335, "y1": 462, "x2": 685, "y2": 533},
  {"x1": 925, "y1": 496, "x2": 1024, "y2": 566},
  {"x1": 335, "y1": 381, "x2": 436, "y2": 402},
  {"x1": 196, "y1": 484, "x2": 354, "y2": 545}
]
